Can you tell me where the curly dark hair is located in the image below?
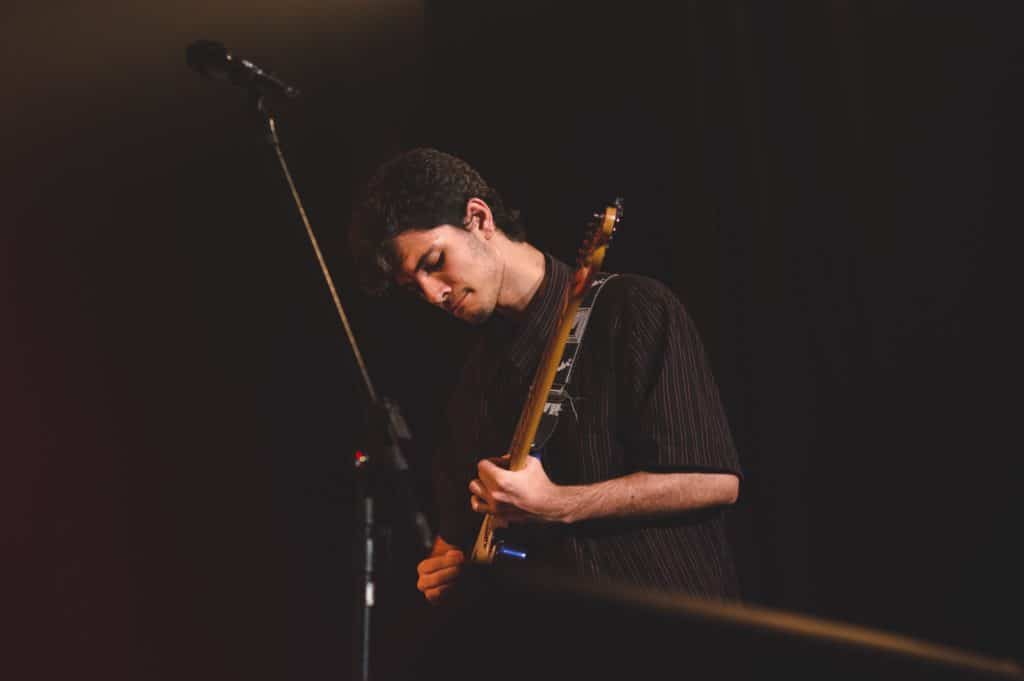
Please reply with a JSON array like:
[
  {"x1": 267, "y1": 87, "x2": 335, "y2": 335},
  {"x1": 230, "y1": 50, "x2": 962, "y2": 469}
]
[{"x1": 348, "y1": 148, "x2": 524, "y2": 295}]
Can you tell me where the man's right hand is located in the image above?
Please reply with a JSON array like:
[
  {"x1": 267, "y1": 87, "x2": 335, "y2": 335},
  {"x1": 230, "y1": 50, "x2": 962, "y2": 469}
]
[{"x1": 416, "y1": 535, "x2": 465, "y2": 604}]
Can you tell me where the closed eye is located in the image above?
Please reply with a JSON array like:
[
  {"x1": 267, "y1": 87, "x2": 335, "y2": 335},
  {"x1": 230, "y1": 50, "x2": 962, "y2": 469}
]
[{"x1": 425, "y1": 251, "x2": 445, "y2": 273}]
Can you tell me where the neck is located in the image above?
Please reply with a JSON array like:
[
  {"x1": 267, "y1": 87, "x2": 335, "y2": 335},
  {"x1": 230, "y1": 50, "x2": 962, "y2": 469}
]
[{"x1": 494, "y1": 239, "x2": 546, "y2": 320}]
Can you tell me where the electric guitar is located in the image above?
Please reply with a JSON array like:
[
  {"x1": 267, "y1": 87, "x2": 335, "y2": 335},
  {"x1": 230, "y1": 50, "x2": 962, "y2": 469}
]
[{"x1": 470, "y1": 198, "x2": 623, "y2": 564}]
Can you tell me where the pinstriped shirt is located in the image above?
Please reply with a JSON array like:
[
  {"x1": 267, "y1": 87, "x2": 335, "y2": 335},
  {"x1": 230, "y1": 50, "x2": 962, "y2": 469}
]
[{"x1": 435, "y1": 254, "x2": 742, "y2": 599}]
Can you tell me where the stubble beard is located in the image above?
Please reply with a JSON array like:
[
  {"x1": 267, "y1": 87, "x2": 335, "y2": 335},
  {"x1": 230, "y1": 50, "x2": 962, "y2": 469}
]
[{"x1": 465, "y1": 232, "x2": 502, "y2": 325}]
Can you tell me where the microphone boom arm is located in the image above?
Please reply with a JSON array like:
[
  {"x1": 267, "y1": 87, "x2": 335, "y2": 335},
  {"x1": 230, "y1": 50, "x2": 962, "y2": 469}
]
[
  {"x1": 264, "y1": 114, "x2": 378, "y2": 402},
  {"x1": 249, "y1": 80, "x2": 432, "y2": 681}
]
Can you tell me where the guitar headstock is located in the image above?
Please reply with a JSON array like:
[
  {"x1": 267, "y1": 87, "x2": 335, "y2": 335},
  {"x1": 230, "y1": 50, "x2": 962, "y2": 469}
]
[{"x1": 575, "y1": 197, "x2": 624, "y2": 271}]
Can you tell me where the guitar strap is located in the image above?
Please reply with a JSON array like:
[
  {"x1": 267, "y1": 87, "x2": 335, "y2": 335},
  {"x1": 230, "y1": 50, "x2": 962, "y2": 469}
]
[{"x1": 530, "y1": 272, "x2": 618, "y2": 457}]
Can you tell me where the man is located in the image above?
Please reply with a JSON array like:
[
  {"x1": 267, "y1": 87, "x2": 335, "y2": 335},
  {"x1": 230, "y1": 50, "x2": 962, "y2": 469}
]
[{"x1": 349, "y1": 147, "x2": 742, "y2": 605}]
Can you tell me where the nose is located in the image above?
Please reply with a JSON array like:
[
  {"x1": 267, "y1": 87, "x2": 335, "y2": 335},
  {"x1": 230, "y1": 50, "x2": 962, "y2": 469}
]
[{"x1": 418, "y1": 274, "x2": 451, "y2": 306}]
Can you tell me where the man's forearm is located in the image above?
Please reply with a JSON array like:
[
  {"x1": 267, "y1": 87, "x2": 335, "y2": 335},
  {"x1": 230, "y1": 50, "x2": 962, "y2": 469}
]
[{"x1": 557, "y1": 471, "x2": 739, "y2": 524}]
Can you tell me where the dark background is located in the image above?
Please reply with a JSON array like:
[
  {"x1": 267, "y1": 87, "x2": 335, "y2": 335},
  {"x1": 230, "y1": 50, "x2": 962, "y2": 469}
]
[{"x1": 5, "y1": 1, "x2": 1022, "y2": 678}]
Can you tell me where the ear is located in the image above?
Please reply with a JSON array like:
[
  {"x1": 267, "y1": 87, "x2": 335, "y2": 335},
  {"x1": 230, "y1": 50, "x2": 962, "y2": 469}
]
[{"x1": 464, "y1": 198, "x2": 497, "y2": 240}]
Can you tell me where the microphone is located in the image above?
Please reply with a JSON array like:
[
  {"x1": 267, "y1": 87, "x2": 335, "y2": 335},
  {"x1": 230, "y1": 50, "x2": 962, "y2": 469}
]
[{"x1": 186, "y1": 40, "x2": 300, "y2": 98}]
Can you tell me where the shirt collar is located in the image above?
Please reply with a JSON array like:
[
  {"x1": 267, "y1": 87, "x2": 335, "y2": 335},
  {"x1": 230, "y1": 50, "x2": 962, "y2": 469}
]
[{"x1": 490, "y1": 252, "x2": 571, "y2": 375}]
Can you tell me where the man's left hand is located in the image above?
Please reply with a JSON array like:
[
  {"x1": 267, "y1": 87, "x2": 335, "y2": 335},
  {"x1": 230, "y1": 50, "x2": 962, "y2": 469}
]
[{"x1": 469, "y1": 454, "x2": 572, "y2": 525}]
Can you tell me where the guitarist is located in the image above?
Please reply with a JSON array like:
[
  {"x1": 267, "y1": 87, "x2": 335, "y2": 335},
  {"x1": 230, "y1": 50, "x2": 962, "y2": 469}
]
[{"x1": 349, "y1": 148, "x2": 743, "y2": 605}]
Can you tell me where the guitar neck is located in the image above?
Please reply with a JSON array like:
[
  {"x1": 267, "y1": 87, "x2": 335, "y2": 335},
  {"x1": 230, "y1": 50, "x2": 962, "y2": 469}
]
[
  {"x1": 470, "y1": 200, "x2": 620, "y2": 565},
  {"x1": 506, "y1": 267, "x2": 592, "y2": 471}
]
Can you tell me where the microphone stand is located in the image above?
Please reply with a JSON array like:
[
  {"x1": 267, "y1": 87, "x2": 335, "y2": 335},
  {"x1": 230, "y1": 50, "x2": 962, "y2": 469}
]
[{"x1": 248, "y1": 89, "x2": 433, "y2": 681}]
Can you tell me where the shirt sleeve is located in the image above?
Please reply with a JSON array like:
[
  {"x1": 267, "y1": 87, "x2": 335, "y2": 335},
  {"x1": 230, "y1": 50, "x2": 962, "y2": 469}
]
[{"x1": 615, "y1": 277, "x2": 742, "y2": 477}]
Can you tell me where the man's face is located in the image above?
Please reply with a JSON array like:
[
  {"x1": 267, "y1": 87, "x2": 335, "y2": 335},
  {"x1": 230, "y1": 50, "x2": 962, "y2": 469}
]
[{"x1": 389, "y1": 224, "x2": 502, "y2": 325}]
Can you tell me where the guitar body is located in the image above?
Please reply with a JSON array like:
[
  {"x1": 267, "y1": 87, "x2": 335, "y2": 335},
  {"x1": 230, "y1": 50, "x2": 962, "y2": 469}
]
[{"x1": 470, "y1": 199, "x2": 623, "y2": 565}]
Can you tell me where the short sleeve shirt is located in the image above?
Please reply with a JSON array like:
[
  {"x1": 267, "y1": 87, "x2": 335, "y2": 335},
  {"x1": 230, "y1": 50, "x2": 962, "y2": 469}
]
[{"x1": 435, "y1": 254, "x2": 742, "y2": 599}]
